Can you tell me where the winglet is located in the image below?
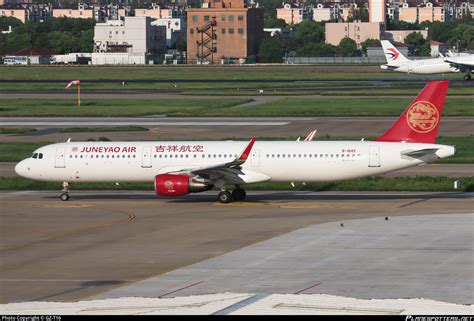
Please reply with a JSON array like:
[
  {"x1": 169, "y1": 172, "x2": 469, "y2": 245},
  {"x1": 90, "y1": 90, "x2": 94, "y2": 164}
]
[
  {"x1": 304, "y1": 129, "x2": 317, "y2": 142},
  {"x1": 238, "y1": 137, "x2": 256, "y2": 161}
]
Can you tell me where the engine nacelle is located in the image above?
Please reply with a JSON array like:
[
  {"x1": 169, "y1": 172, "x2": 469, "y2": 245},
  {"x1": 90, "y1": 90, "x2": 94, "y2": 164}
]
[{"x1": 154, "y1": 174, "x2": 211, "y2": 197}]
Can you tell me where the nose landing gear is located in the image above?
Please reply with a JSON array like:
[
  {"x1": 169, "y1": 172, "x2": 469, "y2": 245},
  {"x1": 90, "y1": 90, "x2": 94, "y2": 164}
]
[
  {"x1": 464, "y1": 73, "x2": 471, "y2": 81},
  {"x1": 60, "y1": 182, "x2": 70, "y2": 201}
]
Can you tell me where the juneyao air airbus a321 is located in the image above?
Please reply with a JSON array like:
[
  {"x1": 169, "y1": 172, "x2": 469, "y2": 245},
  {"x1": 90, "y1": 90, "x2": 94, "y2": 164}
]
[{"x1": 15, "y1": 80, "x2": 455, "y2": 203}]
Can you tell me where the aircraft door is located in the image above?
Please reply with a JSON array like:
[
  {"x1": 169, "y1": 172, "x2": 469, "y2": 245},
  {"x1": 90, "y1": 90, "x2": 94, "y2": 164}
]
[
  {"x1": 369, "y1": 145, "x2": 381, "y2": 167},
  {"x1": 251, "y1": 149, "x2": 260, "y2": 167},
  {"x1": 55, "y1": 146, "x2": 66, "y2": 168},
  {"x1": 141, "y1": 146, "x2": 152, "y2": 168}
]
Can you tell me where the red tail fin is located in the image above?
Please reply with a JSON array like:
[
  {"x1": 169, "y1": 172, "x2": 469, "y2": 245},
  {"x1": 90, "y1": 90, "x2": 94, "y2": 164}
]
[{"x1": 375, "y1": 80, "x2": 449, "y2": 144}]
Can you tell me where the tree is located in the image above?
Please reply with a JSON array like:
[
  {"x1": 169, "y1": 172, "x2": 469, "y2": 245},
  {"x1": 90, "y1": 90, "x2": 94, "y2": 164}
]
[
  {"x1": 291, "y1": 21, "x2": 325, "y2": 48},
  {"x1": 347, "y1": 6, "x2": 369, "y2": 22},
  {"x1": 264, "y1": 17, "x2": 287, "y2": 28},
  {"x1": 337, "y1": 37, "x2": 358, "y2": 56},
  {"x1": 258, "y1": 36, "x2": 286, "y2": 62},
  {"x1": 404, "y1": 32, "x2": 427, "y2": 55},
  {"x1": 360, "y1": 38, "x2": 381, "y2": 55}
]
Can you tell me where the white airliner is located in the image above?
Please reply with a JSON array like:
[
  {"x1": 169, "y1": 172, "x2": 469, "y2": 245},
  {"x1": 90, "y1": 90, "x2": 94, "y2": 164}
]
[
  {"x1": 380, "y1": 40, "x2": 473, "y2": 80},
  {"x1": 15, "y1": 81, "x2": 455, "y2": 203}
]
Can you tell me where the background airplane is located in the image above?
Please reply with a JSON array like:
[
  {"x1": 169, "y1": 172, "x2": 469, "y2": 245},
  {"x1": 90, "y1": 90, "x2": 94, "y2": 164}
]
[
  {"x1": 15, "y1": 81, "x2": 455, "y2": 203},
  {"x1": 380, "y1": 40, "x2": 473, "y2": 80}
]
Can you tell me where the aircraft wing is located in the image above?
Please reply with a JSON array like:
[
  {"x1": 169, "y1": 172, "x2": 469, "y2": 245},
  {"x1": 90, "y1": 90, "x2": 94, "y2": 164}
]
[
  {"x1": 165, "y1": 138, "x2": 257, "y2": 182},
  {"x1": 444, "y1": 58, "x2": 474, "y2": 70}
]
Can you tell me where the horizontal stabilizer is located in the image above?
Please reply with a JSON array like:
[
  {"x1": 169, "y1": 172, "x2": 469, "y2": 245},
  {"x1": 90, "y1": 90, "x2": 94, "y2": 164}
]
[{"x1": 402, "y1": 148, "x2": 439, "y2": 158}]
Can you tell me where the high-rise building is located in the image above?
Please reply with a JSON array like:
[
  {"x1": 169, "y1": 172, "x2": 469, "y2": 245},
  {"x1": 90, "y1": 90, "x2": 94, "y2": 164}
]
[
  {"x1": 186, "y1": 0, "x2": 264, "y2": 64},
  {"x1": 369, "y1": 0, "x2": 385, "y2": 23}
]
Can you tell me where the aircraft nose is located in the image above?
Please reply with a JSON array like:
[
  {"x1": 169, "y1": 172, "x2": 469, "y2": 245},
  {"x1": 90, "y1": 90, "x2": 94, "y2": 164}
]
[{"x1": 15, "y1": 160, "x2": 29, "y2": 178}]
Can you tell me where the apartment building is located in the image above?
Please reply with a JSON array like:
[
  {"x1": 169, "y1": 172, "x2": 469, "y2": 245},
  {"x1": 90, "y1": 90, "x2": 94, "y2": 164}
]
[{"x1": 186, "y1": 0, "x2": 264, "y2": 64}]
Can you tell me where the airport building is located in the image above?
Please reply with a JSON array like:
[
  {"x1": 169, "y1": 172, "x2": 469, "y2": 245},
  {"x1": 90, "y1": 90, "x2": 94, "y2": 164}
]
[
  {"x1": 312, "y1": 3, "x2": 354, "y2": 22},
  {"x1": 276, "y1": 3, "x2": 313, "y2": 25},
  {"x1": 151, "y1": 17, "x2": 185, "y2": 49},
  {"x1": 93, "y1": 16, "x2": 166, "y2": 65},
  {"x1": 186, "y1": 0, "x2": 264, "y2": 64},
  {"x1": 325, "y1": 21, "x2": 385, "y2": 46}
]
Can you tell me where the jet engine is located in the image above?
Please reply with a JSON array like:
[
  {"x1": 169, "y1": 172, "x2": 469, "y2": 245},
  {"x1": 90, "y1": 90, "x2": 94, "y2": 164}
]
[{"x1": 154, "y1": 174, "x2": 212, "y2": 197}]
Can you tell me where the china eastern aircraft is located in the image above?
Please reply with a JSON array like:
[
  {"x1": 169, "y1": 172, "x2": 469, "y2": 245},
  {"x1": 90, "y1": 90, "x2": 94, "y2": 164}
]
[
  {"x1": 15, "y1": 81, "x2": 455, "y2": 203},
  {"x1": 380, "y1": 40, "x2": 473, "y2": 80}
]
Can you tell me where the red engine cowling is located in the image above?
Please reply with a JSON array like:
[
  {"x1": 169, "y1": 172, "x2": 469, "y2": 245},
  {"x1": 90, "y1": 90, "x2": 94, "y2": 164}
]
[{"x1": 154, "y1": 174, "x2": 211, "y2": 197}]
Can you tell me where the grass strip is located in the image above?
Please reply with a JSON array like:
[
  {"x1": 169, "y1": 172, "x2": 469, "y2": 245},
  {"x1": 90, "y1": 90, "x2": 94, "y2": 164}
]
[
  {"x1": 0, "y1": 127, "x2": 37, "y2": 134},
  {"x1": 60, "y1": 126, "x2": 149, "y2": 133}
]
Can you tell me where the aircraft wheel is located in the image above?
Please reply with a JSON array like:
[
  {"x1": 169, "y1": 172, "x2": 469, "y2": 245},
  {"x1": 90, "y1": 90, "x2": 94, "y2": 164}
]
[
  {"x1": 218, "y1": 191, "x2": 233, "y2": 204},
  {"x1": 232, "y1": 188, "x2": 246, "y2": 201},
  {"x1": 464, "y1": 74, "x2": 471, "y2": 81},
  {"x1": 60, "y1": 193, "x2": 70, "y2": 201}
]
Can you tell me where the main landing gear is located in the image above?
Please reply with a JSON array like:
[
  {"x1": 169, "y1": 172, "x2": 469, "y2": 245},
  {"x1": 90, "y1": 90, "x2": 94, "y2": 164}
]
[
  {"x1": 60, "y1": 182, "x2": 70, "y2": 201},
  {"x1": 217, "y1": 186, "x2": 247, "y2": 204}
]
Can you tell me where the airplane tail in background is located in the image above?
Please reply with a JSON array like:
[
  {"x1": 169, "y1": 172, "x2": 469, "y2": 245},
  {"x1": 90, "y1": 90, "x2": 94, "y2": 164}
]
[
  {"x1": 381, "y1": 40, "x2": 410, "y2": 65},
  {"x1": 374, "y1": 80, "x2": 449, "y2": 144}
]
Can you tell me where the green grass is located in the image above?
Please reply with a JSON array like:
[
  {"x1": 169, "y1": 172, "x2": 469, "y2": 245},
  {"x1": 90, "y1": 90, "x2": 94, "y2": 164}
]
[
  {"x1": 1, "y1": 136, "x2": 472, "y2": 163},
  {"x1": 60, "y1": 126, "x2": 149, "y2": 133},
  {"x1": 0, "y1": 98, "x2": 253, "y2": 117},
  {"x1": 0, "y1": 96, "x2": 471, "y2": 117},
  {"x1": 0, "y1": 81, "x2": 375, "y2": 92},
  {"x1": 0, "y1": 65, "x2": 464, "y2": 81},
  {"x1": 213, "y1": 97, "x2": 474, "y2": 117},
  {"x1": 0, "y1": 127, "x2": 37, "y2": 134},
  {"x1": 1, "y1": 176, "x2": 472, "y2": 192},
  {"x1": 0, "y1": 142, "x2": 52, "y2": 162}
]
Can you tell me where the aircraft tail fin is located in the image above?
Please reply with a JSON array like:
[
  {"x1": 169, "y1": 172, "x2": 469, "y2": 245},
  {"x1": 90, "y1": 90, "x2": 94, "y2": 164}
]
[
  {"x1": 374, "y1": 81, "x2": 449, "y2": 144},
  {"x1": 381, "y1": 40, "x2": 410, "y2": 65}
]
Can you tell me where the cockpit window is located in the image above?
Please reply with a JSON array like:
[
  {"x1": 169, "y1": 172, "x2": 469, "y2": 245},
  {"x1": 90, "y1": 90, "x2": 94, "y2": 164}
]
[{"x1": 31, "y1": 153, "x2": 43, "y2": 159}]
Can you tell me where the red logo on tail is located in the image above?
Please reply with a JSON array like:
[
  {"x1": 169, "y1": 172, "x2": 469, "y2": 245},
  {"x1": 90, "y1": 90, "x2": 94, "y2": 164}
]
[{"x1": 406, "y1": 101, "x2": 439, "y2": 133}]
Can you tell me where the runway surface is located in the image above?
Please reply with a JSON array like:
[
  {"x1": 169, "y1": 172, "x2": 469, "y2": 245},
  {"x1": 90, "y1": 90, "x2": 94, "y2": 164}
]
[
  {"x1": 97, "y1": 213, "x2": 474, "y2": 304},
  {"x1": 0, "y1": 190, "x2": 472, "y2": 304}
]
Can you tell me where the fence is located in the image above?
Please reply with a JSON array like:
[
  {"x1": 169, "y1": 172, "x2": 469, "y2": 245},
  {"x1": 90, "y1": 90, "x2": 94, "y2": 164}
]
[{"x1": 284, "y1": 56, "x2": 387, "y2": 64}]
